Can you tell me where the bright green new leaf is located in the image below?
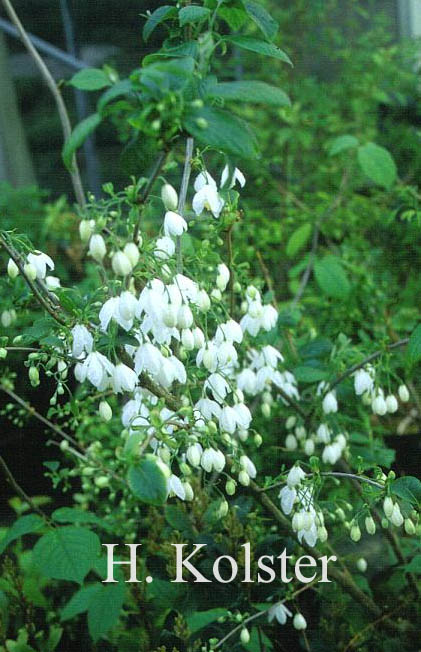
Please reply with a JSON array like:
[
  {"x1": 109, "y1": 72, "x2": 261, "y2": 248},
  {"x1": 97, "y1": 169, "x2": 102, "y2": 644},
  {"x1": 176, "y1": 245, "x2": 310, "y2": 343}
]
[
  {"x1": 62, "y1": 113, "x2": 102, "y2": 171},
  {"x1": 179, "y1": 6, "x2": 210, "y2": 26},
  {"x1": 407, "y1": 324, "x2": 421, "y2": 365},
  {"x1": 143, "y1": 5, "x2": 176, "y2": 42},
  {"x1": 97, "y1": 79, "x2": 132, "y2": 113},
  {"x1": 0, "y1": 514, "x2": 44, "y2": 555},
  {"x1": 183, "y1": 106, "x2": 258, "y2": 159},
  {"x1": 225, "y1": 36, "x2": 292, "y2": 65},
  {"x1": 209, "y1": 81, "x2": 290, "y2": 107},
  {"x1": 87, "y1": 582, "x2": 126, "y2": 642},
  {"x1": 314, "y1": 256, "x2": 350, "y2": 299},
  {"x1": 243, "y1": 0, "x2": 278, "y2": 40},
  {"x1": 127, "y1": 454, "x2": 169, "y2": 505},
  {"x1": 286, "y1": 223, "x2": 312, "y2": 257},
  {"x1": 329, "y1": 134, "x2": 359, "y2": 156},
  {"x1": 357, "y1": 142, "x2": 397, "y2": 189},
  {"x1": 68, "y1": 68, "x2": 111, "y2": 91},
  {"x1": 33, "y1": 527, "x2": 101, "y2": 584}
]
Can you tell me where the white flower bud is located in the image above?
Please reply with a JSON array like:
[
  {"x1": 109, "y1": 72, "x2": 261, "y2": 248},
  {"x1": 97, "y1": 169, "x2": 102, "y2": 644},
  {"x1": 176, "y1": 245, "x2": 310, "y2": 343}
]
[
  {"x1": 372, "y1": 394, "x2": 387, "y2": 416},
  {"x1": 286, "y1": 416, "x2": 296, "y2": 429},
  {"x1": 287, "y1": 465, "x2": 306, "y2": 488},
  {"x1": 216, "y1": 263, "x2": 230, "y2": 291},
  {"x1": 164, "y1": 211, "x2": 187, "y2": 237},
  {"x1": 318, "y1": 526, "x2": 328, "y2": 542},
  {"x1": 187, "y1": 443, "x2": 202, "y2": 468},
  {"x1": 162, "y1": 304, "x2": 178, "y2": 328},
  {"x1": 262, "y1": 402, "x2": 271, "y2": 418},
  {"x1": 7, "y1": 259, "x2": 19, "y2": 279},
  {"x1": 161, "y1": 183, "x2": 178, "y2": 211},
  {"x1": 24, "y1": 263, "x2": 37, "y2": 280},
  {"x1": 322, "y1": 391, "x2": 338, "y2": 414},
  {"x1": 238, "y1": 469, "x2": 250, "y2": 486},
  {"x1": 293, "y1": 613, "x2": 307, "y2": 631},
  {"x1": 176, "y1": 304, "x2": 193, "y2": 330},
  {"x1": 1, "y1": 311, "x2": 12, "y2": 328},
  {"x1": 365, "y1": 516, "x2": 376, "y2": 535},
  {"x1": 99, "y1": 401, "x2": 112, "y2": 422},
  {"x1": 89, "y1": 234, "x2": 106, "y2": 262},
  {"x1": 197, "y1": 289, "x2": 211, "y2": 312},
  {"x1": 112, "y1": 251, "x2": 132, "y2": 276},
  {"x1": 356, "y1": 558, "x2": 367, "y2": 572},
  {"x1": 383, "y1": 497, "x2": 394, "y2": 519},
  {"x1": 240, "y1": 628, "x2": 250, "y2": 644},
  {"x1": 350, "y1": 523, "x2": 361, "y2": 542},
  {"x1": 192, "y1": 327, "x2": 205, "y2": 349},
  {"x1": 181, "y1": 328, "x2": 195, "y2": 351},
  {"x1": 211, "y1": 288, "x2": 222, "y2": 301},
  {"x1": 398, "y1": 384, "x2": 410, "y2": 402},
  {"x1": 285, "y1": 434, "x2": 297, "y2": 451},
  {"x1": 404, "y1": 518, "x2": 416, "y2": 535},
  {"x1": 304, "y1": 439, "x2": 315, "y2": 456},
  {"x1": 79, "y1": 219, "x2": 95, "y2": 243},
  {"x1": 124, "y1": 242, "x2": 140, "y2": 267},
  {"x1": 182, "y1": 482, "x2": 194, "y2": 501},
  {"x1": 390, "y1": 503, "x2": 404, "y2": 527},
  {"x1": 385, "y1": 395, "x2": 398, "y2": 413}
]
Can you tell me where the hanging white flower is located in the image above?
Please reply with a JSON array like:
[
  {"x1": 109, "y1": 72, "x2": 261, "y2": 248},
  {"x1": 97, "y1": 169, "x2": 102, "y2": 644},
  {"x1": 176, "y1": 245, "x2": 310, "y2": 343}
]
[
  {"x1": 112, "y1": 363, "x2": 138, "y2": 394},
  {"x1": 192, "y1": 171, "x2": 225, "y2": 218},
  {"x1": 71, "y1": 324, "x2": 93, "y2": 358},
  {"x1": 220, "y1": 165, "x2": 246, "y2": 189},
  {"x1": 164, "y1": 211, "x2": 188, "y2": 237},
  {"x1": 27, "y1": 251, "x2": 54, "y2": 280}
]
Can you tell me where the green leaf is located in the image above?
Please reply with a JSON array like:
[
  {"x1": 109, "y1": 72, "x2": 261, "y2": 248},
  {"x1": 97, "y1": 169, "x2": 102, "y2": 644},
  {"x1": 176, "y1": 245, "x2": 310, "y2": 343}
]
[
  {"x1": 127, "y1": 454, "x2": 169, "y2": 506},
  {"x1": 208, "y1": 81, "x2": 290, "y2": 107},
  {"x1": 0, "y1": 514, "x2": 44, "y2": 555},
  {"x1": 61, "y1": 584, "x2": 101, "y2": 621},
  {"x1": 33, "y1": 527, "x2": 101, "y2": 584},
  {"x1": 62, "y1": 113, "x2": 102, "y2": 171},
  {"x1": 407, "y1": 324, "x2": 421, "y2": 365},
  {"x1": 286, "y1": 223, "x2": 312, "y2": 257},
  {"x1": 293, "y1": 366, "x2": 328, "y2": 383},
  {"x1": 97, "y1": 79, "x2": 133, "y2": 113},
  {"x1": 68, "y1": 68, "x2": 111, "y2": 91},
  {"x1": 179, "y1": 6, "x2": 210, "y2": 26},
  {"x1": 143, "y1": 5, "x2": 176, "y2": 42},
  {"x1": 164, "y1": 505, "x2": 193, "y2": 536},
  {"x1": 243, "y1": 0, "x2": 278, "y2": 40},
  {"x1": 87, "y1": 582, "x2": 126, "y2": 642},
  {"x1": 391, "y1": 476, "x2": 421, "y2": 504},
  {"x1": 329, "y1": 134, "x2": 359, "y2": 156},
  {"x1": 314, "y1": 256, "x2": 350, "y2": 299},
  {"x1": 225, "y1": 36, "x2": 292, "y2": 65},
  {"x1": 183, "y1": 105, "x2": 257, "y2": 159},
  {"x1": 218, "y1": 6, "x2": 248, "y2": 30},
  {"x1": 357, "y1": 142, "x2": 397, "y2": 189},
  {"x1": 52, "y1": 508, "x2": 102, "y2": 526},
  {"x1": 186, "y1": 608, "x2": 227, "y2": 634},
  {"x1": 403, "y1": 555, "x2": 421, "y2": 573}
]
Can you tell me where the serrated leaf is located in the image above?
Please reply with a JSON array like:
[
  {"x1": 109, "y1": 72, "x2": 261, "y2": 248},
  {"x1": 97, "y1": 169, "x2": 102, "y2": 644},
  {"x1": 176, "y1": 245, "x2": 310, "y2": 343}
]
[
  {"x1": 243, "y1": 0, "x2": 278, "y2": 40},
  {"x1": 61, "y1": 584, "x2": 101, "y2": 621},
  {"x1": 208, "y1": 80, "x2": 290, "y2": 107},
  {"x1": 329, "y1": 134, "x2": 359, "y2": 156},
  {"x1": 62, "y1": 113, "x2": 102, "y2": 171},
  {"x1": 314, "y1": 256, "x2": 350, "y2": 299},
  {"x1": 69, "y1": 68, "x2": 111, "y2": 91},
  {"x1": 143, "y1": 5, "x2": 176, "y2": 42},
  {"x1": 218, "y1": 6, "x2": 247, "y2": 30},
  {"x1": 391, "y1": 476, "x2": 421, "y2": 504},
  {"x1": 357, "y1": 142, "x2": 397, "y2": 189},
  {"x1": 286, "y1": 223, "x2": 312, "y2": 257},
  {"x1": 407, "y1": 324, "x2": 421, "y2": 365},
  {"x1": 179, "y1": 5, "x2": 210, "y2": 26},
  {"x1": 97, "y1": 79, "x2": 133, "y2": 113},
  {"x1": 403, "y1": 554, "x2": 421, "y2": 573},
  {"x1": 33, "y1": 527, "x2": 100, "y2": 584},
  {"x1": 225, "y1": 36, "x2": 292, "y2": 65},
  {"x1": 87, "y1": 582, "x2": 126, "y2": 642},
  {"x1": 183, "y1": 105, "x2": 257, "y2": 159},
  {"x1": 127, "y1": 454, "x2": 169, "y2": 506},
  {"x1": 0, "y1": 514, "x2": 44, "y2": 555}
]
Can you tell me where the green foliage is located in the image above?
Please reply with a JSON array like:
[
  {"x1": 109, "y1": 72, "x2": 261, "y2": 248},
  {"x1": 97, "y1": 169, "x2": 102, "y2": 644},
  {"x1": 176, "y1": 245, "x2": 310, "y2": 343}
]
[
  {"x1": 127, "y1": 455, "x2": 169, "y2": 505},
  {"x1": 357, "y1": 142, "x2": 397, "y2": 189},
  {"x1": 33, "y1": 527, "x2": 101, "y2": 584}
]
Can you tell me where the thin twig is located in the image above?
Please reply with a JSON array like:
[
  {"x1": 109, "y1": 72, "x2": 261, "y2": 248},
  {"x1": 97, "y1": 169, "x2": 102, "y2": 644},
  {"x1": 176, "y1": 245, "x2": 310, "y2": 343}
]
[
  {"x1": 0, "y1": 233, "x2": 68, "y2": 326},
  {"x1": 258, "y1": 471, "x2": 384, "y2": 493},
  {"x1": 1, "y1": 0, "x2": 85, "y2": 206},
  {"x1": 133, "y1": 150, "x2": 168, "y2": 244},
  {"x1": 176, "y1": 137, "x2": 194, "y2": 273},
  {"x1": 213, "y1": 581, "x2": 317, "y2": 650},
  {"x1": 256, "y1": 250, "x2": 278, "y2": 310},
  {"x1": 0, "y1": 454, "x2": 51, "y2": 522}
]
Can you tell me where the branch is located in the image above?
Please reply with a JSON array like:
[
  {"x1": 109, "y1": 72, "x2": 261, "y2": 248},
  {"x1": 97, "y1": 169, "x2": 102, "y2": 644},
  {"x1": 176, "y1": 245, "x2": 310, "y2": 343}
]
[
  {"x1": 133, "y1": 150, "x2": 168, "y2": 244},
  {"x1": 176, "y1": 137, "x2": 194, "y2": 273},
  {"x1": 0, "y1": 454, "x2": 51, "y2": 522},
  {"x1": 258, "y1": 471, "x2": 384, "y2": 493},
  {"x1": 0, "y1": 233, "x2": 68, "y2": 326},
  {"x1": 1, "y1": 0, "x2": 85, "y2": 207}
]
